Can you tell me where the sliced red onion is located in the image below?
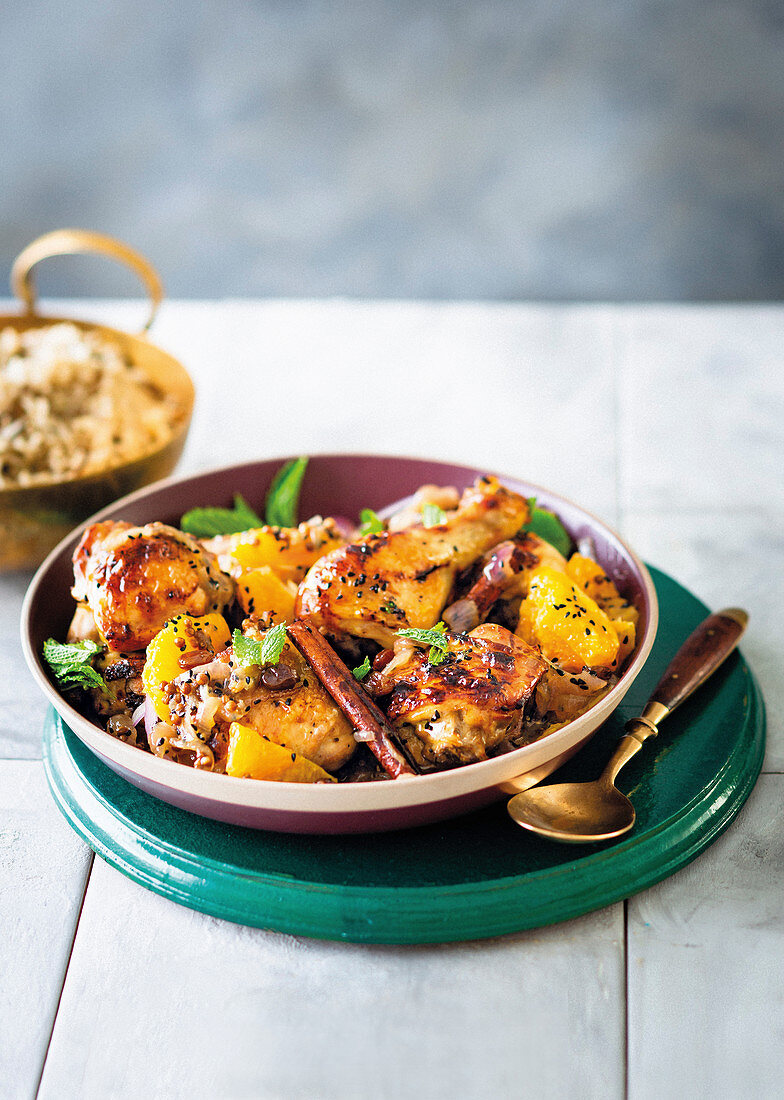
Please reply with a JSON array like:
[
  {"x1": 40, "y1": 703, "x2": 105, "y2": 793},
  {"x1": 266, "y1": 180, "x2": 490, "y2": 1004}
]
[
  {"x1": 577, "y1": 536, "x2": 596, "y2": 560},
  {"x1": 331, "y1": 515, "x2": 357, "y2": 540},
  {"x1": 194, "y1": 693, "x2": 220, "y2": 731},
  {"x1": 149, "y1": 719, "x2": 176, "y2": 757},
  {"x1": 131, "y1": 701, "x2": 146, "y2": 728},
  {"x1": 143, "y1": 694, "x2": 158, "y2": 745},
  {"x1": 182, "y1": 659, "x2": 231, "y2": 683},
  {"x1": 544, "y1": 656, "x2": 609, "y2": 694},
  {"x1": 442, "y1": 597, "x2": 479, "y2": 633}
]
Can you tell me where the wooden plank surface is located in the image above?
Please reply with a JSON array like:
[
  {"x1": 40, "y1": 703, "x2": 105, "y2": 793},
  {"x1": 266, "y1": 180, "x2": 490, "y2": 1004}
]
[
  {"x1": 627, "y1": 775, "x2": 784, "y2": 1100},
  {"x1": 616, "y1": 304, "x2": 784, "y2": 512},
  {"x1": 0, "y1": 763, "x2": 92, "y2": 1100},
  {"x1": 38, "y1": 857, "x2": 625, "y2": 1100}
]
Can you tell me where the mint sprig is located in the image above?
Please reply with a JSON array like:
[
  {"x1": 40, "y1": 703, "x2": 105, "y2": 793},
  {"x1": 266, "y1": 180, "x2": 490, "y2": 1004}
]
[
  {"x1": 358, "y1": 508, "x2": 384, "y2": 536},
  {"x1": 180, "y1": 494, "x2": 262, "y2": 538},
  {"x1": 264, "y1": 457, "x2": 308, "y2": 528},
  {"x1": 421, "y1": 503, "x2": 447, "y2": 528},
  {"x1": 43, "y1": 639, "x2": 108, "y2": 695},
  {"x1": 396, "y1": 622, "x2": 449, "y2": 666},
  {"x1": 521, "y1": 497, "x2": 572, "y2": 557},
  {"x1": 232, "y1": 623, "x2": 288, "y2": 668},
  {"x1": 352, "y1": 656, "x2": 372, "y2": 681},
  {"x1": 179, "y1": 456, "x2": 309, "y2": 538}
]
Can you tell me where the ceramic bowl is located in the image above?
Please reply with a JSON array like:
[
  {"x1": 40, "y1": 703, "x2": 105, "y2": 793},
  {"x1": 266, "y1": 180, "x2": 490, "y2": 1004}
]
[
  {"x1": 0, "y1": 229, "x2": 194, "y2": 571},
  {"x1": 22, "y1": 454, "x2": 658, "y2": 833}
]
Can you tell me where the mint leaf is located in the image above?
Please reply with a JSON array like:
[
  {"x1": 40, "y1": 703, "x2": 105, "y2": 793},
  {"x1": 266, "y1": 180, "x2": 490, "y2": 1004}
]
[
  {"x1": 265, "y1": 457, "x2": 308, "y2": 527},
  {"x1": 352, "y1": 656, "x2": 371, "y2": 681},
  {"x1": 232, "y1": 623, "x2": 288, "y2": 668},
  {"x1": 521, "y1": 505, "x2": 572, "y2": 557},
  {"x1": 231, "y1": 630, "x2": 262, "y2": 667},
  {"x1": 421, "y1": 503, "x2": 447, "y2": 528},
  {"x1": 358, "y1": 508, "x2": 384, "y2": 536},
  {"x1": 261, "y1": 622, "x2": 289, "y2": 665},
  {"x1": 397, "y1": 623, "x2": 447, "y2": 647},
  {"x1": 43, "y1": 638, "x2": 107, "y2": 695},
  {"x1": 180, "y1": 494, "x2": 262, "y2": 537},
  {"x1": 396, "y1": 622, "x2": 449, "y2": 665}
]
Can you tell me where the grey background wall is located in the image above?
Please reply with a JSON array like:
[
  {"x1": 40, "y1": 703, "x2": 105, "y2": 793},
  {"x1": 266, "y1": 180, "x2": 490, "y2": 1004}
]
[{"x1": 2, "y1": 0, "x2": 782, "y2": 300}]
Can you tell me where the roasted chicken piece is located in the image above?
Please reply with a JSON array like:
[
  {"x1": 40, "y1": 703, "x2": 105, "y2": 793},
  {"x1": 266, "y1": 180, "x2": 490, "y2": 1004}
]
[
  {"x1": 72, "y1": 520, "x2": 234, "y2": 651},
  {"x1": 155, "y1": 626, "x2": 357, "y2": 774},
  {"x1": 296, "y1": 477, "x2": 530, "y2": 649},
  {"x1": 223, "y1": 634, "x2": 357, "y2": 772},
  {"x1": 368, "y1": 623, "x2": 547, "y2": 768}
]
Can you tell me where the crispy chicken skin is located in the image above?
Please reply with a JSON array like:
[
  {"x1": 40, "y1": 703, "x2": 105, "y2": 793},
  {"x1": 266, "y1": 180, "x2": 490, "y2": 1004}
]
[
  {"x1": 72, "y1": 521, "x2": 234, "y2": 651},
  {"x1": 369, "y1": 623, "x2": 547, "y2": 767},
  {"x1": 296, "y1": 477, "x2": 530, "y2": 649}
]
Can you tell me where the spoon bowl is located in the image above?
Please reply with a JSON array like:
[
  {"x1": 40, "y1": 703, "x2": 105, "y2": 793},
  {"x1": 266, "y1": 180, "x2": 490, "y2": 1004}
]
[{"x1": 508, "y1": 779, "x2": 635, "y2": 843}]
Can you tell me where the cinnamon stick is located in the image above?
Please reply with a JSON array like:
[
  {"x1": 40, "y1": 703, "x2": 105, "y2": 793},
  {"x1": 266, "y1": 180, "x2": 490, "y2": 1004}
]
[{"x1": 286, "y1": 620, "x2": 416, "y2": 779}]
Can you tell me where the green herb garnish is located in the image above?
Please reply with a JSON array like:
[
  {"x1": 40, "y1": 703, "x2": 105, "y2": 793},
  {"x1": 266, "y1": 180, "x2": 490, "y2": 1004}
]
[
  {"x1": 396, "y1": 621, "x2": 449, "y2": 666},
  {"x1": 42, "y1": 639, "x2": 107, "y2": 695},
  {"x1": 521, "y1": 497, "x2": 572, "y2": 557},
  {"x1": 179, "y1": 457, "x2": 309, "y2": 537},
  {"x1": 352, "y1": 656, "x2": 372, "y2": 681},
  {"x1": 180, "y1": 494, "x2": 262, "y2": 538},
  {"x1": 232, "y1": 623, "x2": 288, "y2": 668},
  {"x1": 421, "y1": 503, "x2": 447, "y2": 528},
  {"x1": 264, "y1": 456, "x2": 308, "y2": 527},
  {"x1": 358, "y1": 508, "x2": 384, "y2": 536}
]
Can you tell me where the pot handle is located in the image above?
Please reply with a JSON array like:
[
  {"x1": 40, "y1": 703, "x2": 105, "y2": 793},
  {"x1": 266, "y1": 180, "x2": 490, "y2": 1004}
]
[{"x1": 10, "y1": 228, "x2": 164, "y2": 333}]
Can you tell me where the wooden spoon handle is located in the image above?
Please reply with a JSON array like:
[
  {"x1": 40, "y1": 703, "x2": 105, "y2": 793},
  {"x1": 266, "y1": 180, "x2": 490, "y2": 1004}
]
[{"x1": 647, "y1": 607, "x2": 748, "y2": 716}]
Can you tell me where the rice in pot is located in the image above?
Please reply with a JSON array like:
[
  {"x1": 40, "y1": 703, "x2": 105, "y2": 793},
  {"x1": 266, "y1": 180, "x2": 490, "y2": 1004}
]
[{"x1": 0, "y1": 322, "x2": 182, "y2": 487}]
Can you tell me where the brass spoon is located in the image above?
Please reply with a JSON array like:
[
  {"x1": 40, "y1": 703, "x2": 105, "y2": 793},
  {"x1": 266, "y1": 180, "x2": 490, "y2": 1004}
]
[{"x1": 507, "y1": 608, "x2": 749, "y2": 843}]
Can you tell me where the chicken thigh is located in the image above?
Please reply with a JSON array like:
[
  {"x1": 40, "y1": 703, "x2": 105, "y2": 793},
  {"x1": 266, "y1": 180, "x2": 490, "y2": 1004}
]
[
  {"x1": 155, "y1": 626, "x2": 356, "y2": 773},
  {"x1": 368, "y1": 622, "x2": 547, "y2": 768},
  {"x1": 296, "y1": 477, "x2": 530, "y2": 649},
  {"x1": 72, "y1": 520, "x2": 234, "y2": 651}
]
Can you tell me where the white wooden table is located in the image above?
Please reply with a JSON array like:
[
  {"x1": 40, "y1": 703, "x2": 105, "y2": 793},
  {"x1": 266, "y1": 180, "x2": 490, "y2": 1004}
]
[{"x1": 2, "y1": 301, "x2": 782, "y2": 1100}]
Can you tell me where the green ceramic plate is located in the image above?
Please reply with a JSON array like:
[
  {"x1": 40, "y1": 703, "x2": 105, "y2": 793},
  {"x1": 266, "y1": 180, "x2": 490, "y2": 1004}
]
[{"x1": 42, "y1": 567, "x2": 765, "y2": 944}]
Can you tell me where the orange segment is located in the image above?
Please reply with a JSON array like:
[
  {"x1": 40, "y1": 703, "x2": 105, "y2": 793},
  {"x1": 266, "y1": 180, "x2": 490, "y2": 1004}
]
[
  {"x1": 517, "y1": 566, "x2": 620, "y2": 672},
  {"x1": 142, "y1": 613, "x2": 230, "y2": 722},
  {"x1": 236, "y1": 566, "x2": 296, "y2": 621},
  {"x1": 566, "y1": 553, "x2": 639, "y2": 625},
  {"x1": 226, "y1": 526, "x2": 343, "y2": 584},
  {"x1": 566, "y1": 554, "x2": 638, "y2": 666},
  {"x1": 226, "y1": 722, "x2": 336, "y2": 782}
]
